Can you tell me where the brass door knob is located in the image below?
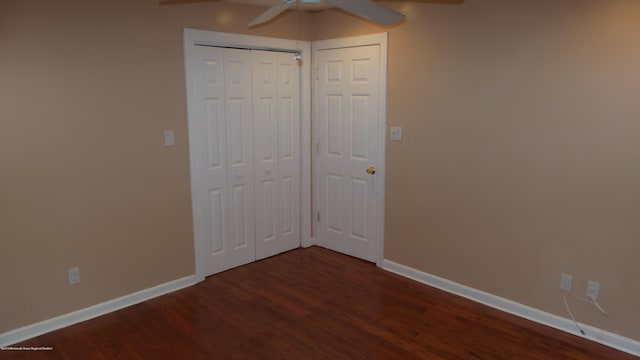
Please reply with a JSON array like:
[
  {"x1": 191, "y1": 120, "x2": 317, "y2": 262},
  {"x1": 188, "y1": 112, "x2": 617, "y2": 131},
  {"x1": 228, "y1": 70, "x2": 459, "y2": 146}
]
[{"x1": 366, "y1": 166, "x2": 376, "y2": 175}]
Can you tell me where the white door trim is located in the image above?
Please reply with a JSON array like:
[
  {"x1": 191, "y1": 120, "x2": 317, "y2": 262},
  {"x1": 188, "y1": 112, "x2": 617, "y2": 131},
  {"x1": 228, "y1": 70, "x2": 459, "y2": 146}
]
[
  {"x1": 312, "y1": 33, "x2": 388, "y2": 266},
  {"x1": 183, "y1": 29, "x2": 312, "y2": 281}
]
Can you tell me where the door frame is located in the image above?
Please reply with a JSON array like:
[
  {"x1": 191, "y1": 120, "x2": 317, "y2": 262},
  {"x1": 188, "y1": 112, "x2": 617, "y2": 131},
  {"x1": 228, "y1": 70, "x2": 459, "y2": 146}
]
[
  {"x1": 312, "y1": 33, "x2": 388, "y2": 266},
  {"x1": 183, "y1": 29, "x2": 312, "y2": 281}
]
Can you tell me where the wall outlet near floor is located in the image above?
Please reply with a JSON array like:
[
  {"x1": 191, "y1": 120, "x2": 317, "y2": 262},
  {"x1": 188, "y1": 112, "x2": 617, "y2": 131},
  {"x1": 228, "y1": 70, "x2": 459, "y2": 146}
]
[
  {"x1": 586, "y1": 280, "x2": 600, "y2": 300},
  {"x1": 560, "y1": 273, "x2": 573, "y2": 291},
  {"x1": 68, "y1": 267, "x2": 81, "y2": 285}
]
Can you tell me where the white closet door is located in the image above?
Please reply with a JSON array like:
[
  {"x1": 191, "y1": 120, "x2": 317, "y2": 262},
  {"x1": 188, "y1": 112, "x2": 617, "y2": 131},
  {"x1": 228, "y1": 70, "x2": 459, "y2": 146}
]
[
  {"x1": 316, "y1": 45, "x2": 381, "y2": 262},
  {"x1": 190, "y1": 45, "x2": 300, "y2": 276},
  {"x1": 224, "y1": 48, "x2": 256, "y2": 270},
  {"x1": 193, "y1": 46, "x2": 255, "y2": 276},
  {"x1": 253, "y1": 50, "x2": 301, "y2": 260}
]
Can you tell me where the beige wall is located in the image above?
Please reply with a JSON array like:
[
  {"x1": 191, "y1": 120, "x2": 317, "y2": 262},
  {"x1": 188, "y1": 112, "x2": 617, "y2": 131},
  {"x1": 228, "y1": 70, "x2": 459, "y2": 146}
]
[
  {"x1": 0, "y1": 0, "x2": 311, "y2": 333},
  {"x1": 316, "y1": 0, "x2": 640, "y2": 341},
  {"x1": 2, "y1": 0, "x2": 639, "y2": 344}
]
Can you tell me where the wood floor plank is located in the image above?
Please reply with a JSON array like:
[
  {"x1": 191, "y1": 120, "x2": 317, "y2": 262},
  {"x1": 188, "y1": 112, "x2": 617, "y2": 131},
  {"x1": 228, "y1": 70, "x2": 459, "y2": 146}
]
[{"x1": 2, "y1": 246, "x2": 636, "y2": 359}]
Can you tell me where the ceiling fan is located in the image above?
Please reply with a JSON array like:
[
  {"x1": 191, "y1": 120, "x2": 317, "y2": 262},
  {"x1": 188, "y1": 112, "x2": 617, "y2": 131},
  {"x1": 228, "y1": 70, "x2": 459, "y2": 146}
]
[{"x1": 159, "y1": 0, "x2": 406, "y2": 27}]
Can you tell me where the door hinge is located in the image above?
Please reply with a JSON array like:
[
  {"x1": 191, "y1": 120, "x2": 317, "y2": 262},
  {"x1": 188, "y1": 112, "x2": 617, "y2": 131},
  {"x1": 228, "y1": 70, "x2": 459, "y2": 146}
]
[
  {"x1": 315, "y1": 67, "x2": 319, "y2": 80},
  {"x1": 316, "y1": 142, "x2": 319, "y2": 155},
  {"x1": 317, "y1": 212, "x2": 320, "y2": 222}
]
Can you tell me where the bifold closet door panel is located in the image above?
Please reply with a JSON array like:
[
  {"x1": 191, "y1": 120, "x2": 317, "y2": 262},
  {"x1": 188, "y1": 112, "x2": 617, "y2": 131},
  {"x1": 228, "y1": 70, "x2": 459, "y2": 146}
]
[
  {"x1": 253, "y1": 50, "x2": 301, "y2": 260},
  {"x1": 223, "y1": 48, "x2": 256, "y2": 269},
  {"x1": 193, "y1": 46, "x2": 255, "y2": 276}
]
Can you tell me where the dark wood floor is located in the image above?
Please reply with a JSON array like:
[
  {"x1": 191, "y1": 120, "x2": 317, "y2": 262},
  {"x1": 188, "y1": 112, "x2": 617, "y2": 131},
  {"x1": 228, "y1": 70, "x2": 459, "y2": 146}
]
[{"x1": 2, "y1": 247, "x2": 636, "y2": 359}]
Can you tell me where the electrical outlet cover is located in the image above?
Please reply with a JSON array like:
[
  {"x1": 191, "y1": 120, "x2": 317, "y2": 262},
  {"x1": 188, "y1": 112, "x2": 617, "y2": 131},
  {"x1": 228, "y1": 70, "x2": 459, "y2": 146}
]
[
  {"x1": 68, "y1": 267, "x2": 81, "y2": 285},
  {"x1": 560, "y1": 273, "x2": 572, "y2": 292},
  {"x1": 586, "y1": 280, "x2": 600, "y2": 300}
]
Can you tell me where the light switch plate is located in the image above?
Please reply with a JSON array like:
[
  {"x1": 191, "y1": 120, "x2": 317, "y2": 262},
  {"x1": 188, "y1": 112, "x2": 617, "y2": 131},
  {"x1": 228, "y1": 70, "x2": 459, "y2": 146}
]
[
  {"x1": 164, "y1": 130, "x2": 175, "y2": 146},
  {"x1": 390, "y1": 127, "x2": 402, "y2": 141}
]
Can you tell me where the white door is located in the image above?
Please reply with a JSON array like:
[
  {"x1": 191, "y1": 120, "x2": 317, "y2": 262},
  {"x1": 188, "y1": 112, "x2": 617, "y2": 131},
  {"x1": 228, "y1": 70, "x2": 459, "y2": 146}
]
[
  {"x1": 315, "y1": 44, "x2": 383, "y2": 263},
  {"x1": 252, "y1": 50, "x2": 301, "y2": 260},
  {"x1": 191, "y1": 46, "x2": 256, "y2": 275},
  {"x1": 188, "y1": 44, "x2": 301, "y2": 277}
]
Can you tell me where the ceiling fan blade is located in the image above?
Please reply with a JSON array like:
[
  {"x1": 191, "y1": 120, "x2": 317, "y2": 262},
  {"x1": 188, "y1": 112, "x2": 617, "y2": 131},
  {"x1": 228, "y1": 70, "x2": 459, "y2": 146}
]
[
  {"x1": 158, "y1": 0, "x2": 218, "y2": 5},
  {"x1": 248, "y1": 2, "x2": 294, "y2": 27},
  {"x1": 325, "y1": 0, "x2": 405, "y2": 25}
]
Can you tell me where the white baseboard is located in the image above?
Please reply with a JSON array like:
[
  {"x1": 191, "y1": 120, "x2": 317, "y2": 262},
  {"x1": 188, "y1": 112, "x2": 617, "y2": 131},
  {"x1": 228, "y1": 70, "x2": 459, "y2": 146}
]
[
  {"x1": 381, "y1": 259, "x2": 640, "y2": 357},
  {"x1": 0, "y1": 275, "x2": 200, "y2": 347}
]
